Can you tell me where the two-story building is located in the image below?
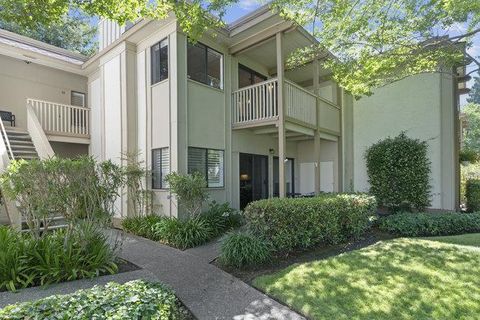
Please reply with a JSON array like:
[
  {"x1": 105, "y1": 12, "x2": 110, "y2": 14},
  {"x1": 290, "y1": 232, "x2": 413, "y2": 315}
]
[{"x1": 0, "y1": 5, "x2": 466, "y2": 225}]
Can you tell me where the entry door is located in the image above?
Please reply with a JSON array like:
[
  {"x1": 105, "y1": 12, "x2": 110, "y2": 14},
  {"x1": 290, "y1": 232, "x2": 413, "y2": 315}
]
[{"x1": 239, "y1": 153, "x2": 269, "y2": 209}]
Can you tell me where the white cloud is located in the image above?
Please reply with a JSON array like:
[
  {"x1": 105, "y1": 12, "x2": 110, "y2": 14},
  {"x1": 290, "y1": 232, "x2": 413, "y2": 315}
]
[{"x1": 237, "y1": 0, "x2": 261, "y2": 10}]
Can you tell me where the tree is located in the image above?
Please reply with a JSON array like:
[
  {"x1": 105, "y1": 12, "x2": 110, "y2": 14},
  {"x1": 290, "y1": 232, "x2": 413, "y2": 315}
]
[
  {"x1": 468, "y1": 77, "x2": 480, "y2": 104},
  {"x1": 463, "y1": 103, "x2": 480, "y2": 152},
  {"x1": 0, "y1": 12, "x2": 97, "y2": 56},
  {"x1": 1, "y1": 0, "x2": 479, "y2": 96}
]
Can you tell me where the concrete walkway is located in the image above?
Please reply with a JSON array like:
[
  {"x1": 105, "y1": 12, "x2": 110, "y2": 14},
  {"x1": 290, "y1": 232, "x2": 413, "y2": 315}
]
[{"x1": 119, "y1": 232, "x2": 305, "y2": 320}]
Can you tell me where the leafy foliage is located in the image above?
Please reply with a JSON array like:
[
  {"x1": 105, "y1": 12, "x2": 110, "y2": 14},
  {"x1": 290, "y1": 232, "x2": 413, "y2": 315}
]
[
  {"x1": 122, "y1": 202, "x2": 242, "y2": 249},
  {"x1": 466, "y1": 179, "x2": 480, "y2": 212},
  {"x1": 462, "y1": 103, "x2": 480, "y2": 153},
  {"x1": 459, "y1": 148, "x2": 479, "y2": 162},
  {"x1": 0, "y1": 157, "x2": 125, "y2": 238},
  {"x1": 271, "y1": 0, "x2": 479, "y2": 96},
  {"x1": 0, "y1": 12, "x2": 97, "y2": 56},
  {"x1": 244, "y1": 194, "x2": 377, "y2": 253},
  {"x1": 0, "y1": 280, "x2": 190, "y2": 319},
  {"x1": 220, "y1": 231, "x2": 272, "y2": 268},
  {"x1": 365, "y1": 133, "x2": 431, "y2": 212},
  {"x1": 461, "y1": 162, "x2": 480, "y2": 204},
  {"x1": 0, "y1": 224, "x2": 117, "y2": 292},
  {"x1": 468, "y1": 77, "x2": 480, "y2": 104},
  {"x1": 378, "y1": 212, "x2": 480, "y2": 237},
  {"x1": 165, "y1": 172, "x2": 209, "y2": 217}
]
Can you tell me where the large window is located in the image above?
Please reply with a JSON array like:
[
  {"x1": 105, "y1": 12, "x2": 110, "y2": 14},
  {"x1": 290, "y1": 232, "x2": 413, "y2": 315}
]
[
  {"x1": 187, "y1": 42, "x2": 223, "y2": 89},
  {"x1": 151, "y1": 38, "x2": 168, "y2": 84},
  {"x1": 238, "y1": 64, "x2": 267, "y2": 88},
  {"x1": 152, "y1": 148, "x2": 169, "y2": 189},
  {"x1": 188, "y1": 147, "x2": 224, "y2": 188}
]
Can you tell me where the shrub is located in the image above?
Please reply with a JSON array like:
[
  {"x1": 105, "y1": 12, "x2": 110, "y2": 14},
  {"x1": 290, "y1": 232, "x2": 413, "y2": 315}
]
[
  {"x1": 460, "y1": 148, "x2": 479, "y2": 163},
  {"x1": 244, "y1": 194, "x2": 377, "y2": 253},
  {"x1": 200, "y1": 201, "x2": 243, "y2": 236},
  {"x1": 365, "y1": 132, "x2": 431, "y2": 212},
  {"x1": 378, "y1": 212, "x2": 480, "y2": 237},
  {"x1": 152, "y1": 217, "x2": 212, "y2": 249},
  {"x1": 460, "y1": 162, "x2": 480, "y2": 203},
  {"x1": 164, "y1": 172, "x2": 209, "y2": 217},
  {"x1": 0, "y1": 224, "x2": 117, "y2": 292},
  {"x1": 466, "y1": 179, "x2": 480, "y2": 212},
  {"x1": 0, "y1": 280, "x2": 189, "y2": 319},
  {"x1": 220, "y1": 231, "x2": 272, "y2": 268},
  {"x1": 122, "y1": 214, "x2": 165, "y2": 240}
]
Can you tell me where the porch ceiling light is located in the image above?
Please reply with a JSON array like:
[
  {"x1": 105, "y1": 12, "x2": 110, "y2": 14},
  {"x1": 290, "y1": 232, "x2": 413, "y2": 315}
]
[{"x1": 240, "y1": 174, "x2": 249, "y2": 181}]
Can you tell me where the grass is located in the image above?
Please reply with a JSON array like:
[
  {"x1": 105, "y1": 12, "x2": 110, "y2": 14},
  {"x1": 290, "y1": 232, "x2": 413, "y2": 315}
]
[
  {"x1": 421, "y1": 233, "x2": 480, "y2": 247},
  {"x1": 254, "y1": 236, "x2": 480, "y2": 320}
]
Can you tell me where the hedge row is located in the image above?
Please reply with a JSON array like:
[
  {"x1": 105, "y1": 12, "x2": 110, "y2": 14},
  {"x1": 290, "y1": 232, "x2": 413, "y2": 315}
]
[
  {"x1": 378, "y1": 212, "x2": 480, "y2": 237},
  {"x1": 0, "y1": 280, "x2": 190, "y2": 319},
  {"x1": 243, "y1": 194, "x2": 377, "y2": 253}
]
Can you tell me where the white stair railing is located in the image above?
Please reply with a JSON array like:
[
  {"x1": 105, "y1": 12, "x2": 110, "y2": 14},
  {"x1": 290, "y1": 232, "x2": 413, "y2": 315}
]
[{"x1": 26, "y1": 102, "x2": 54, "y2": 159}]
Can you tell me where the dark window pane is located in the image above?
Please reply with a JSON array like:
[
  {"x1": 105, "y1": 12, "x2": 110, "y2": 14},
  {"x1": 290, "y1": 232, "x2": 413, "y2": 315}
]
[
  {"x1": 188, "y1": 147, "x2": 207, "y2": 177},
  {"x1": 151, "y1": 39, "x2": 168, "y2": 84},
  {"x1": 238, "y1": 66, "x2": 252, "y2": 88},
  {"x1": 207, "y1": 48, "x2": 222, "y2": 89},
  {"x1": 187, "y1": 42, "x2": 207, "y2": 84},
  {"x1": 152, "y1": 147, "x2": 169, "y2": 189}
]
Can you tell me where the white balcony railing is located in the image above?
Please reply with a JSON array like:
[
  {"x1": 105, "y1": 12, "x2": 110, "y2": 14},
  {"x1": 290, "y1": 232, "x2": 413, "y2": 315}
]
[
  {"x1": 285, "y1": 80, "x2": 317, "y2": 127},
  {"x1": 27, "y1": 98, "x2": 90, "y2": 137},
  {"x1": 232, "y1": 78, "x2": 279, "y2": 125},
  {"x1": 232, "y1": 78, "x2": 317, "y2": 127}
]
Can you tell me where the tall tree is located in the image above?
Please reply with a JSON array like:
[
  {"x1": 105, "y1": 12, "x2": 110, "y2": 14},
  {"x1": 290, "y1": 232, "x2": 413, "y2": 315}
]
[
  {"x1": 0, "y1": 0, "x2": 479, "y2": 96},
  {"x1": 463, "y1": 103, "x2": 480, "y2": 152},
  {"x1": 468, "y1": 77, "x2": 480, "y2": 104},
  {"x1": 0, "y1": 12, "x2": 97, "y2": 56}
]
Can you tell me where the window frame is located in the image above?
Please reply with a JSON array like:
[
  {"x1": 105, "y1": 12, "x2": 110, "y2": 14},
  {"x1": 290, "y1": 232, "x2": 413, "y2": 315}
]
[
  {"x1": 151, "y1": 38, "x2": 169, "y2": 85},
  {"x1": 187, "y1": 41, "x2": 224, "y2": 90},
  {"x1": 151, "y1": 147, "x2": 169, "y2": 190},
  {"x1": 71, "y1": 91, "x2": 86, "y2": 108},
  {"x1": 238, "y1": 64, "x2": 267, "y2": 88},
  {"x1": 188, "y1": 146, "x2": 225, "y2": 188}
]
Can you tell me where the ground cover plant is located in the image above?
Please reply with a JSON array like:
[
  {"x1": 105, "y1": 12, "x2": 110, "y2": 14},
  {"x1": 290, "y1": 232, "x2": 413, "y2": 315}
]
[
  {"x1": 0, "y1": 280, "x2": 191, "y2": 319},
  {"x1": 378, "y1": 212, "x2": 480, "y2": 237},
  {"x1": 254, "y1": 237, "x2": 480, "y2": 320}
]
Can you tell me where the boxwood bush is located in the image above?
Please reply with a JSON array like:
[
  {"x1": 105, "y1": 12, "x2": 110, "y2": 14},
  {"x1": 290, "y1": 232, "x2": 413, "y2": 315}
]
[
  {"x1": 365, "y1": 133, "x2": 431, "y2": 212},
  {"x1": 243, "y1": 194, "x2": 377, "y2": 253},
  {"x1": 466, "y1": 179, "x2": 480, "y2": 212},
  {"x1": 0, "y1": 280, "x2": 190, "y2": 319},
  {"x1": 378, "y1": 212, "x2": 480, "y2": 237}
]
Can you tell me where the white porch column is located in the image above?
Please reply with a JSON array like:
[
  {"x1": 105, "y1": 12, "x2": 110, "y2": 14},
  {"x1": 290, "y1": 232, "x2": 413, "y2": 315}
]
[
  {"x1": 337, "y1": 84, "x2": 344, "y2": 192},
  {"x1": 276, "y1": 32, "x2": 286, "y2": 198},
  {"x1": 313, "y1": 59, "x2": 321, "y2": 194}
]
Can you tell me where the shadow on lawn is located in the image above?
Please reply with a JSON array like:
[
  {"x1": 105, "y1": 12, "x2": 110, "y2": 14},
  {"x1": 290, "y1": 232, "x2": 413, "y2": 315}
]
[{"x1": 255, "y1": 239, "x2": 480, "y2": 320}]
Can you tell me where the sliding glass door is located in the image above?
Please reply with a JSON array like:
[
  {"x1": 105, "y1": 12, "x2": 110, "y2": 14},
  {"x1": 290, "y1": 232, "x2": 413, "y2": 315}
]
[{"x1": 239, "y1": 153, "x2": 269, "y2": 209}]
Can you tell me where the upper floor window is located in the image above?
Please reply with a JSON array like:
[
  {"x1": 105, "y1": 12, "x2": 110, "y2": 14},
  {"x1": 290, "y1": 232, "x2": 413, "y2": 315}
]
[
  {"x1": 238, "y1": 64, "x2": 267, "y2": 88},
  {"x1": 71, "y1": 91, "x2": 86, "y2": 107},
  {"x1": 187, "y1": 42, "x2": 223, "y2": 89},
  {"x1": 151, "y1": 38, "x2": 168, "y2": 84}
]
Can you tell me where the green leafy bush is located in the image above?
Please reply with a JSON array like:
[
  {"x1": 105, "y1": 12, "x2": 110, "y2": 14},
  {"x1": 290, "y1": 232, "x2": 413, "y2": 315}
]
[
  {"x1": 466, "y1": 179, "x2": 480, "y2": 212},
  {"x1": 164, "y1": 172, "x2": 209, "y2": 217},
  {"x1": 122, "y1": 214, "x2": 165, "y2": 240},
  {"x1": 200, "y1": 201, "x2": 243, "y2": 236},
  {"x1": 152, "y1": 217, "x2": 212, "y2": 249},
  {"x1": 244, "y1": 194, "x2": 377, "y2": 253},
  {"x1": 378, "y1": 212, "x2": 480, "y2": 237},
  {"x1": 0, "y1": 280, "x2": 190, "y2": 319},
  {"x1": 365, "y1": 133, "x2": 431, "y2": 212},
  {"x1": 220, "y1": 231, "x2": 272, "y2": 268},
  {"x1": 460, "y1": 148, "x2": 479, "y2": 163},
  {"x1": 0, "y1": 225, "x2": 117, "y2": 292}
]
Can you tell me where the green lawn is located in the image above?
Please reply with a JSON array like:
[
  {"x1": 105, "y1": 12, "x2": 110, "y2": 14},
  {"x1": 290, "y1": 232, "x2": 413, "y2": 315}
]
[
  {"x1": 421, "y1": 233, "x2": 480, "y2": 247},
  {"x1": 254, "y1": 236, "x2": 480, "y2": 320}
]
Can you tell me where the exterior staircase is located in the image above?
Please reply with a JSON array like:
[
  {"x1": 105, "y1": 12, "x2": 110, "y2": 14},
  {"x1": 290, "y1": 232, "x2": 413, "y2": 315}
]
[{"x1": 0, "y1": 126, "x2": 66, "y2": 231}]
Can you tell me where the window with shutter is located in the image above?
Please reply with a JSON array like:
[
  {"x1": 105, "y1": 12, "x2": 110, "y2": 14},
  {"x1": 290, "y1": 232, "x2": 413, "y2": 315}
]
[
  {"x1": 71, "y1": 91, "x2": 85, "y2": 107},
  {"x1": 188, "y1": 147, "x2": 224, "y2": 188},
  {"x1": 152, "y1": 147, "x2": 169, "y2": 189}
]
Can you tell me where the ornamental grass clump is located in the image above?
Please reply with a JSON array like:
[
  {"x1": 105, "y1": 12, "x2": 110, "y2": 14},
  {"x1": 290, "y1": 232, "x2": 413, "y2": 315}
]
[
  {"x1": 220, "y1": 231, "x2": 272, "y2": 268},
  {"x1": 365, "y1": 132, "x2": 431, "y2": 213}
]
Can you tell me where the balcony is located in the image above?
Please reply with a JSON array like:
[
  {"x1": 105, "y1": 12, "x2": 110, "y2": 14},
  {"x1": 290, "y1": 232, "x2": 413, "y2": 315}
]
[
  {"x1": 232, "y1": 78, "x2": 340, "y2": 134},
  {"x1": 27, "y1": 98, "x2": 90, "y2": 143}
]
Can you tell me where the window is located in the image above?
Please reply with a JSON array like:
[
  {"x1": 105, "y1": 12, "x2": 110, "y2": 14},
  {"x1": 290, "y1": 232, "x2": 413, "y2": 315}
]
[
  {"x1": 238, "y1": 64, "x2": 267, "y2": 88},
  {"x1": 188, "y1": 147, "x2": 224, "y2": 188},
  {"x1": 187, "y1": 42, "x2": 223, "y2": 89},
  {"x1": 71, "y1": 91, "x2": 85, "y2": 107},
  {"x1": 152, "y1": 148, "x2": 169, "y2": 189},
  {"x1": 151, "y1": 38, "x2": 168, "y2": 84},
  {"x1": 71, "y1": 91, "x2": 86, "y2": 127}
]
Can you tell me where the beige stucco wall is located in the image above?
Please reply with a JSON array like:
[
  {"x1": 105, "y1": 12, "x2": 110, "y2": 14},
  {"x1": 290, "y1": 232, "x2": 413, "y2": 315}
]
[
  {"x1": 352, "y1": 73, "x2": 456, "y2": 210},
  {"x1": 0, "y1": 54, "x2": 87, "y2": 129}
]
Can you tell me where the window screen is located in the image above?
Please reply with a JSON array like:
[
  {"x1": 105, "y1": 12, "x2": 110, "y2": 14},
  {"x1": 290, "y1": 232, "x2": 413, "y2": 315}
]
[
  {"x1": 152, "y1": 147, "x2": 169, "y2": 189},
  {"x1": 188, "y1": 147, "x2": 224, "y2": 187},
  {"x1": 71, "y1": 91, "x2": 85, "y2": 107}
]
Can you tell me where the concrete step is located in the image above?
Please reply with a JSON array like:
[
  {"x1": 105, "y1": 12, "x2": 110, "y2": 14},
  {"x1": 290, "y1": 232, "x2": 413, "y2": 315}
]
[{"x1": 10, "y1": 145, "x2": 36, "y2": 151}]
